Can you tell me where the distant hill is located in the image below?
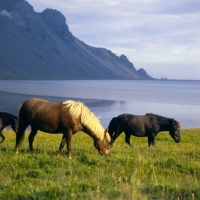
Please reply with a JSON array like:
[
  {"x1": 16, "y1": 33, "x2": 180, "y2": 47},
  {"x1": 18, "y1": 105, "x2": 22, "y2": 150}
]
[{"x1": 0, "y1": 0, "x2": 153, "y2": 80}]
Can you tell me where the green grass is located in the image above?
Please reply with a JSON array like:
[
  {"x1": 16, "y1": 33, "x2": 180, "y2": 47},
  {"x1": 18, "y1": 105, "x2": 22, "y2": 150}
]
[{"x1": 0, "y1": 129, "x2": 200, "y2": 200}]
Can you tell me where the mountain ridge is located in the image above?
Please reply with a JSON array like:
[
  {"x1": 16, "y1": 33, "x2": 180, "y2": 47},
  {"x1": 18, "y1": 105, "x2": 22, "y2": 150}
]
[{"x1": 0, "y1": 0, "x2": 154, "y2": 80}]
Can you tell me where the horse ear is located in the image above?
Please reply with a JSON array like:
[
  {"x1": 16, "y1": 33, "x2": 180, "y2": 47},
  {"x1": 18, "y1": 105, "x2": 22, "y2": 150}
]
[
  {"x1": 173, "y1": 121, "x2": 180, "y2": 128},
  {"x1": 105, "y1": 129, "x2": 111, "y2": 142}
]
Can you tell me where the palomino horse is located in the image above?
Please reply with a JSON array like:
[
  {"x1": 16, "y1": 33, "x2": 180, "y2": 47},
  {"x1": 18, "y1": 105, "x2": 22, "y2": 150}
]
[
  {"x1": 15, "y1": 98, "x2": 111, "y2": 158},
  {"x1": 0, "y1": 112, "x2": 17, "y2": 143},
  {"x1": 108, "y1": 113, "x2": 180, "y2": 147}
]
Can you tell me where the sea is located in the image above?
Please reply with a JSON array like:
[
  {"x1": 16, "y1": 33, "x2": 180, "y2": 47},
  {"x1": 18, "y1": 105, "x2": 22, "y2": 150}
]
[{"x1": 0, "y1": 80, "x2": 199, "y2": 129}]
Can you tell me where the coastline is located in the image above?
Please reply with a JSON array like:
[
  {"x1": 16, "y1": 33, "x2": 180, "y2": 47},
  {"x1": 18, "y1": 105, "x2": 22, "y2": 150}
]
[
  {"x1": 1, "y1": 79, "x2": 200, "y2": 129},
  {"x1": 0, "y1": 91, "x2": 117, "y2": 115}
]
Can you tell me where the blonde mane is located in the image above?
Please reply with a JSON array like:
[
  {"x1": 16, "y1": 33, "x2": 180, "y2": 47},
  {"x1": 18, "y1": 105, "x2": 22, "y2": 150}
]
[{"x1": 62, "y1": 100, "x2": 110, "y2": 141}]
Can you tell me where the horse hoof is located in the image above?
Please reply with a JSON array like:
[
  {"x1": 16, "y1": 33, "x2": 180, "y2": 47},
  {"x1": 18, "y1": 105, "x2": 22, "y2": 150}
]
[
  {"x1": 56, "y1": 151, "x2": 62, "y2": 156},
  {"x1": 125, "y1": 143, "x2": 132, "y2": 148},
  {"x1": 15, "y1": 149, "x2": 19, "y2": 154},
  {"x1": 29, "y1": 149, "x2": 36, "y2": 154}
]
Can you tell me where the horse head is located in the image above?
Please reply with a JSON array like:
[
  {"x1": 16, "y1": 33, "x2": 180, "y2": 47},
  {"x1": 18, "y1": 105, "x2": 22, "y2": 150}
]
[
  {"x1": 169, "y1": 120, "x2": 181, "y2": 143},
  {"x1": 94, "y1": 129, "x2": 111, "y2": 156}
]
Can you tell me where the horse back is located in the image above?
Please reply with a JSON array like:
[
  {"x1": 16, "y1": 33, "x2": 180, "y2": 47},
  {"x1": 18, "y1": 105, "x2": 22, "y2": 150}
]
[
  {"x1": 117, "y1": 114, "x2": 159, "y2": 136},
  {"x1": 18, "y1": 98, "x2": 64, "y2": 131},
  {"x1": 18, "y1": 98, "x2": 82, "y2": 133}
]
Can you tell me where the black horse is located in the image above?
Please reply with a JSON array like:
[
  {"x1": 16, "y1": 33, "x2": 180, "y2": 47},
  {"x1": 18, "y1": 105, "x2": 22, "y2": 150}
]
[
  {"x1": 0, "y1": 112, "x2": 17, "y2": 143},
  {"x1": 108, "y1": 113, "x2": 181, "y2": 147}
]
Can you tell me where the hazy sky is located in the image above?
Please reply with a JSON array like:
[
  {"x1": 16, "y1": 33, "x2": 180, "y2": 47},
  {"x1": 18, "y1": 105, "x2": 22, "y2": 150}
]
[{"x1": 26, "y1": 0, "x2": 200, "y2": 80}]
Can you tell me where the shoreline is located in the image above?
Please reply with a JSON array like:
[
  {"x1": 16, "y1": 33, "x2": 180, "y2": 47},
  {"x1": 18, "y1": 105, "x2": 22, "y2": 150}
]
[
  {"x1": 0, "y1": 91, "x2": 118, "y2": 115},
  {"x1": 1, "y1": 90, "x2": 199, "y2": 129}
]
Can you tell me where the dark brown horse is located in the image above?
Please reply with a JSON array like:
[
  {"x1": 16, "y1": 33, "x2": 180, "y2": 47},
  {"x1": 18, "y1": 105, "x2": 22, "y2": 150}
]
[
  {"x1": 0, "y1": 112, "x2": 17, "y2": 143},
  {"x1": 15, "y1": 98, "x2": 111, "y2": 158},
  {"x1": 108, "y1": 113, "x2": 181, "y2": 147}
]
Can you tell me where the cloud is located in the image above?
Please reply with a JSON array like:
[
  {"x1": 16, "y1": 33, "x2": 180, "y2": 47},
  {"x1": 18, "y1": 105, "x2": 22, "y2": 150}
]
[{"x1": 0, "y1": 10, "x2": 13, "y2": 19}]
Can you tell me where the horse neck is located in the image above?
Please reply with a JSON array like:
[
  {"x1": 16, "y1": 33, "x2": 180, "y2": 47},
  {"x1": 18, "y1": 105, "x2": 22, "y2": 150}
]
[
  {"x1": 82, "y1": 126, "x2": 101, "y2": 141},
  {"x1": 157, "y1": 117, "x2": 172, "y2": 131}
]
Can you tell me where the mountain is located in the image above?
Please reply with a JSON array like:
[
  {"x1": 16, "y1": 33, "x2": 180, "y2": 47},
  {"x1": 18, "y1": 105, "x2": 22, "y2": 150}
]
[{"x1": 0, "y1": 0, "x2": 153, "y2": 80}]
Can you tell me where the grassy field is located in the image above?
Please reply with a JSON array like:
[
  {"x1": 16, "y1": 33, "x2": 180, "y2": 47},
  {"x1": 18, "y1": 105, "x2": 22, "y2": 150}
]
[{"x1": 0, "y1": 129, "x2": 200, "y2": 200}]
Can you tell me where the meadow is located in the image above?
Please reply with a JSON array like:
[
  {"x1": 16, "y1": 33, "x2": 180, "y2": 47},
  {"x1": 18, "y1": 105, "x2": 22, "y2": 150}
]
[{"x1": 0, "y1": 128, "x2": 199, "y2": 200}]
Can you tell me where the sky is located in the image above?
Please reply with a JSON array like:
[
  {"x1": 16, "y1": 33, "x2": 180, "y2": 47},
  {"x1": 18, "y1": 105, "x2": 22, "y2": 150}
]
[{"x1": 26, "y1": 0, "x2": 200, "y2": 80}]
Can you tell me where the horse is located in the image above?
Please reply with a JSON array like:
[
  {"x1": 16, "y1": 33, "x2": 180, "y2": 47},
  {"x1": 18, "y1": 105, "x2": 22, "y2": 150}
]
[
  {"x1": 14, "y1": 98, "x2": 111, "y2": 158},
  {"x1": 0, "y1": 112, "x2": 17, "y2": 143},
  {"x1": 108, "y1": 113, "x2": 180, "y2": 147}
]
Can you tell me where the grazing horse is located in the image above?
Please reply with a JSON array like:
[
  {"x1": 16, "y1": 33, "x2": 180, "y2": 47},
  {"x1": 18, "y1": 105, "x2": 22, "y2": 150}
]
[
  {"x1": 15, "y1": 98, "x2": 111, "y2": 158},
  {"x1": 108, "y1": 113, "x2": 180, "y2": 147},
  {"x1": 0, "y1": 112, "x2": 17, "y2": 143}
]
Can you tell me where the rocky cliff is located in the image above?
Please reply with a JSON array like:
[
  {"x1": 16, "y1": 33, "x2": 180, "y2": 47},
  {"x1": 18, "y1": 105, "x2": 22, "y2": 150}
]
[{"x1": 0, "y1": 0, "x2": 153, "y2": 80}]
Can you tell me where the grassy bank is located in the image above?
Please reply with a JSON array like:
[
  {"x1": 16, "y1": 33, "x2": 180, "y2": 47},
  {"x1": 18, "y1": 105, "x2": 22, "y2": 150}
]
[{"x1": 0, "y1": 129, "x2": 200, "y2": 199}]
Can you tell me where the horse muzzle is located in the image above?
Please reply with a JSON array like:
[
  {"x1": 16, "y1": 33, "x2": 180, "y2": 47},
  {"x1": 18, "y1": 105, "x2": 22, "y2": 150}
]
[
  {"x1": 101, "y1": 149, "x2": 110, "y2": 157},
  {"x1": 175, "y1": 137, "x2": 180, "y2": 143}
]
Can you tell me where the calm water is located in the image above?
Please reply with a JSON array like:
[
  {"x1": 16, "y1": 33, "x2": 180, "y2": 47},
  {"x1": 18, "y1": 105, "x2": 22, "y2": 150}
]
[{"x1": 0, "y1": 80, "x2": 200, "y2": 128}]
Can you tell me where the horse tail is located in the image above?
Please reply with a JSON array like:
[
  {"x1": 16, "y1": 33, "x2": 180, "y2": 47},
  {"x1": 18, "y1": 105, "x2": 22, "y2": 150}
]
[
  {"x1": 108, "y1": 117, "x2": 118, "y2": 137},
  {"x1": 15, "y1": 105, "x2": 26, "y2": 147}
]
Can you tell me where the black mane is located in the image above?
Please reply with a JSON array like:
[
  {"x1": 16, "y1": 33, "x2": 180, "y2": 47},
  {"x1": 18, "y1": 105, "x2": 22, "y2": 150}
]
[
  {"x1": 146, "y1": 113, "x2": 180, "y2": 128},
  {"x1": 146, "y1": 113, "x2": 175, "y2": 122}
]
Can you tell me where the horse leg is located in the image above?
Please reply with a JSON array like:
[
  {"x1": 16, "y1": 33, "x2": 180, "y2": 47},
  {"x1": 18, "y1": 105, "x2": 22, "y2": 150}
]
[
  {"x1": 28, "y1": 128, "x2": 38, "y2": 153},
  {"x1": 0, "y1": 121, "x2": 5, "y2": 143},
  {"x1": 125, "y1": 133, "x2": 132, "y2": 147},
  {"x1": 57, "y1": 130, "x2": 72, "y2": 159},
  {"x1": 66, "y1": 130, "x2": 73, "y2": 159},
  {"x1": 66, "y1": 131, "x2": 73, "y2": 159},
  {"x1": 148, "y1": 135, "x2": 156, "y2": 147},
  {"x1": 0, "y1": 130, "x2": 5, "y2": 143},
  {"x1": 57, "y1": 134, "x2": 66, "y2": 156}
]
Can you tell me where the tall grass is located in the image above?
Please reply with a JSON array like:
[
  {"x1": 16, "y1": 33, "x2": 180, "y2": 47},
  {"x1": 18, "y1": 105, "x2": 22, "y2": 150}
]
[{"x1": 0, "y1": 129, "x2": 199, "y2": 199}]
